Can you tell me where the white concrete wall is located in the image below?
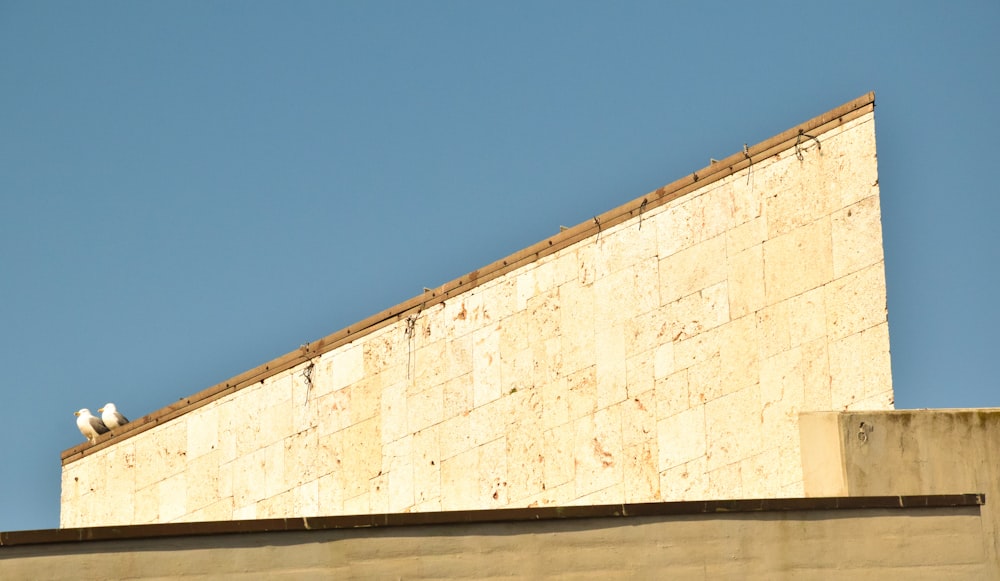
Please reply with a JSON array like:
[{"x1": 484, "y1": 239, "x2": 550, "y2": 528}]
[{"x1": 61, "y1": 111, "x2": 892, "y2": 527}]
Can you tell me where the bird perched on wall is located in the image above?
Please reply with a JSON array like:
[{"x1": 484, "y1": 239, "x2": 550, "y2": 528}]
[
  {"x1": 98, "y1": 403, "x2": 129, "y2": 429},
  {"x1": 75, "y1": 409, "x2": 109, "y2": 443}
]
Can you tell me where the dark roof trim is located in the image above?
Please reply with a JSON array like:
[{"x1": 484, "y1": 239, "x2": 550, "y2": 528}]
[
  {"x1": 62, "y1": 92, "x2": 877, "y2": 465},
  {"x1": 1, "y1": 493, "x2": 982, "y2": 548}
]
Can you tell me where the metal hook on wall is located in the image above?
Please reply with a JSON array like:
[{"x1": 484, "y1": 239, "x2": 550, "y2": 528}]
[{"x1": 795, "y1": 129, "x2": 821, "y2": 161}]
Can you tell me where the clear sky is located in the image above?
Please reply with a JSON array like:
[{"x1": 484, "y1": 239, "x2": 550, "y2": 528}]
[{"x1": 1, "y1": 2, "x2": 997, "y2": 532}]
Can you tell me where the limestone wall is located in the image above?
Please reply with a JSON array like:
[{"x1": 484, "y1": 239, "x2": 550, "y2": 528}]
[{"x1": 60, "y1": 107, "x2": 893, "y2": 527}]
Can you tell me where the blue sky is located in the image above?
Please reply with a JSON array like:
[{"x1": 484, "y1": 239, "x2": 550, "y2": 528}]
[{"x1": 1, "y1": 2, "x2": 997, "y2": 532}]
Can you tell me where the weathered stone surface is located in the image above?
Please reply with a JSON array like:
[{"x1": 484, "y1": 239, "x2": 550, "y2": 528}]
[{"x1": 61, "y1": 108, "x2": 892, "y2": 528}]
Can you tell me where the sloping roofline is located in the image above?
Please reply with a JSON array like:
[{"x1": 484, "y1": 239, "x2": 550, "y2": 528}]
[{"x1": 61, "y1": 92, "x2": 877, "y2": 465}]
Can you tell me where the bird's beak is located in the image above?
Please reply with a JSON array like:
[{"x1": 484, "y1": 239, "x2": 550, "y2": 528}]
[
  {"x1": 98, "y1": 408, "x2": 104, "y2": 413},
  {"x1": 74, "y1": 411, "x2": 81, "y2": 416}
]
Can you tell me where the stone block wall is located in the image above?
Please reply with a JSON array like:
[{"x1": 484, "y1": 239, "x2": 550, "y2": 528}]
[{"x1": 61, "y1": 106, "x2": 893, "y2": 527}]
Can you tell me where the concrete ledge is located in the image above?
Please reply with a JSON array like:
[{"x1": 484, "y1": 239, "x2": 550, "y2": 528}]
[{"x1": 3, "y1": 493, "x2": 982, "y2": 548}]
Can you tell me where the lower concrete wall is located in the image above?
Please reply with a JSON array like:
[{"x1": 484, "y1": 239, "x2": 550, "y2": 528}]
[
  {"x1": 2, "y1": 505, "x2": 988, "y2": 580},
  {"x1": 801, "y1": 409, "x2": 1000, "y2": 578}
]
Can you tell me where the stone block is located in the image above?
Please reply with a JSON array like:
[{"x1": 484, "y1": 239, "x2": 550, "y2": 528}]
[
  {"x1": 295, "y1": 480, "x2": 320, "y2": 517},
  {"x1": 134, "y1": 484, "x2": 159, "y2": 524},
  {"x1": 825, "y1": 116, "x2": 880, "y2": 208},
  {"x1": 283, "y1": 429, "x2": 319, "y2": 489},
  {"x1": 185, "y1": 450, "x2": 220, "y2": 515},
  {"x1": 673, "y1": 325, "x2": 720, "y2": 371},
  {"x1": 830, "y1": 322, "x2": 892, "y2": 409},
  {"x1": 705, "y1": 384, "x2": 761, "y2": 471},
  {"x1": 263, "y1": 441, "x2": 286, "y2": 499},
  {"x1": 315, "y1": 386, "x2": 352, "y2": 437},
  {"x1": 575, "y1": 243, "x2": 597, "y2": 286},
  {"x1": 658, "y1": 234, "x2": 727, "y2": 306},
  {"x1": 187, "y1": 405, "x2": 219, "y2": 460},
  {"x1": 756, "y1": 300, "x2": 790, "y2": 360},
  {"x1": 542, "y1": 375, "x2": 571, "y2": 431},
  {"x1": 260, "y1": 371, "x2": 294, "y2": 409},
  {"x1": 558, "y1": 279, "x2": 595, "y2": 376},
  {"x1": 530, "y1": 335, "x2": 563, "y2": 391},
  {"x1": 832, "y1": 195, "x2": 884, "y2": 278},
  {"x1": 741, "y1": 447, "x2": 781, "y2": 498},
  {"x1": 624, "y1": 304, "x2": 671, "y2": 361},
  {"x1": 467, "y1": 398, "x2": 507, "y2": 451},
  {"x1": 776, "y1": 441, "x2": 804, "y2": 489},
  {"x1": 664, "y1": 281, "x2": 730, "y2": 342},
  {"x1": 363, "y1": 325, "x2": 406, "y2": 377},
  {"x1": 182, "y1": 497, "x2": 233, "y2": 523},
  {"x1": 718, "y1": 315, "x2": 759, "y2": 396},
  {"x1": 134, "y1": 421, "x2": 188, "y2": 492},
  {"x1": 594, "y1": 323, "x2": 627, "y2": 409},
  {"x1": 526, "y1": 287, "x2": 562, "y2": 347},
  {"x1": 158, "y1": 472, "x2": 187, "y2": 523},
  {"x1": 258, "y1": 401, "x2": 292, "y2": 449},
  {"x1": 232, "y1": 503, "x2": 257, "y2": 520},
  {"x1": 217, "y1": 460, "x2": 233, "y2": 499},
  {"x1": 727, "y1": 243, "x2": 765, "y2": 319},
  {"x1": 655, "y1": 370, "x2": 690, "y2": 420},
  {"x1": 657, "y1": 405, "x2": 706, "y2": 471},
  {"x1": 593, "y1": 217, "x2": 657, "y2": 279},
  {"x1": 824, "y1": 262, "x2": 887, "y2": 341},
  {"x1": 412, "y1": 426, "x2": 440, "y2": 506},
  {"x1": 595, "y1": 261, "x2": 659, "y2": 331},
  {"x1": 706, "y1": 462, "x2": 743, "y2": 499},
  {"x1": 232, "y1": 448, "x2": 266, "y2": 509},
  {"x1": 543, "y1": 422, "x2": 575, "y2": 490},
  {"x1": 382, "y1": 435, "x2": 413, "y2": 512},
  {"x1": 764, "y1": 159, "x2": 839, "y2": 240},
  {"x1": 350, "y1": 374, "x2": 382, "y2": 425},
  {"x1": 472, "y1": 324, "x2": 502, "y2": 408},
  {"x1": 316, "y1": 470, "x2": 345, "y2": 516},
  {"x1": 763, "y1": 217, "x2": 833, "y2": 305},
  {"x1": 437, "y1": 409, "x2": 473, "y2": 461},
  {"x1": 380, "y1": 379, "x2": 408, "y2": 445},
  {"x1": 860, "y1": 322, "x2": 892, "y2": 399},
  {"x1": 407, "y1": 383, "x2": 443, "y2": 435},
  {"x1": 551, "y1": 247, "x2": 581, "y2": 287},
  {"x1": 506, "y1": 415, "x2": 545, "y2": 503},
  {"x1": 340, "y1": 417, "x2": 381, "y2": 498},
  {"x1": 570, "y1": 483, "x2": 624, "y2": 506},
  {"x1": 440, "y1": 446, "x2": 479, "y2": 511},
  {"x1": 801, "y1": 338, "x2": 832, "y2": 411},
  {"x1": 478, "y1": 437, "x2": 509, "y2": 509},
  {"x1": 787, "y1": 286, "x2": 827, "y2": 348},
  {"x1": 566, "y1": 365, "x2": 597, "y2": 422},
  {"x1": 653, "y1": 340, "x2": 675, "y2": 380},
  {"x1": 443, "y1": 292, "x2": 484, "y2": 339},
  {"x1": 342, "y1": 492, "x2": 370, "y2": 515},
  {"x1": 687, "y1": 352, "x2": 722, "y2": 405},
  {"x1": 368, "y1": 472, "x2": 390, "y2": 514},
  {"x1": 670, "y1": 188, "x2": 728, "y2": 249},
  {"x1": 760, "y1": 349, "x2": 804, "y2": 451},
  {"x1": 623, "y1": 440, "x2": 660, "y2": 503},
  {"x1": 654, "y1": 197, "x2": 696, "y2": 259},
  {"x1": 726, "y1": 216, "x2": 766, "y2": 257},
  {"x1": 625, "y1": 353, "x2": 654, "y2": 399},
  {"x1": 659, "y1": 456, "x2": 707, "y2": 501},
  {"x1": 500, "y1": 345, "x2": 534, "y2": 396},
  {"x1": 621, "y1": 389, "x2": 656, "y2": 449}
]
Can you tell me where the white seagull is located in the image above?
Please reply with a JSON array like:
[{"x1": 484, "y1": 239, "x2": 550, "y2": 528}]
[
  {"x1": 99, "y1": 403, "x2": 129, "y2": 429},
  {"x1": 75, "y1": 408, "x2": 110, "y2": 443}
]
